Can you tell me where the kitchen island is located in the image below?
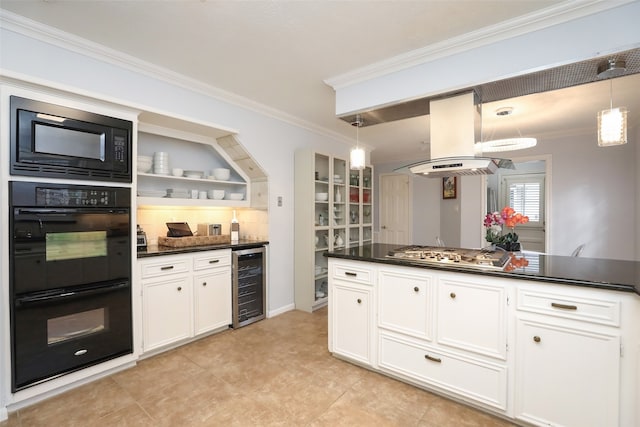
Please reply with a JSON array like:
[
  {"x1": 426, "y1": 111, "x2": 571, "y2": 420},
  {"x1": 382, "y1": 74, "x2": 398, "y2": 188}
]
[{"x1": 326, "y1": 244, "x2": 640, "y2": 427}]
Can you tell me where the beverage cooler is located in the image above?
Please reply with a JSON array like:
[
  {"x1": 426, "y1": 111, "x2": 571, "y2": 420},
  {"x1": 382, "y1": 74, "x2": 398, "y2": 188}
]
[{"x1": 232, "y1": 246, "x2": 266, "y2": 328}]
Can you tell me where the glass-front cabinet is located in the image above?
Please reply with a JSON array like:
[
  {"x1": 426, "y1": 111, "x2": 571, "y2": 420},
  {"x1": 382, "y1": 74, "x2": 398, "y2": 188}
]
[{"x1": 294, "y1": 149, "x2": 371, "y2": 312}]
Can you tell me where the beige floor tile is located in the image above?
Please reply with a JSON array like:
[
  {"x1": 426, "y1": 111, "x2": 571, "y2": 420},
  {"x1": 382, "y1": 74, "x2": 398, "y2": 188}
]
[{"x1": 1, "y1": 308, "x2": 512, "y2": 427}]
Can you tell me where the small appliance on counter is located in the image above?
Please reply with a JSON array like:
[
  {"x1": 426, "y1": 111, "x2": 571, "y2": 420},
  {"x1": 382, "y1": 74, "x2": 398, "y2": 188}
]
[
  {"x1": 166, "y1": 222, "x2": 193, "y2": 237},
  {"x1": 197, "y1": 223, "x2": 222, "y2": 236},
  {"x1": 137, "y1": 225, "x2": 147, "y2": 251}
]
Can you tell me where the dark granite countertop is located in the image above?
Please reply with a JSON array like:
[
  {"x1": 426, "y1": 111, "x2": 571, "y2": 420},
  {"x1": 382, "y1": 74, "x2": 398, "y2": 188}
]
[
  {"x1": 137, "y1": 239, "x2": 269, "y2": 258},
  {"x1": 325, "y1": 243, "x2": 640, "y2": 295}
]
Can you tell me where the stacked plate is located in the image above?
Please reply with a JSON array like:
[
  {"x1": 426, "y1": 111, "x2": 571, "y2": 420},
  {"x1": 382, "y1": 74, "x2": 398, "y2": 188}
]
[
  {"x1": 166, "y1": 188, "x2": 189, "y2": 198},
  {"x1": 153, "y1": 152, "x2": 169, "y2": 175}
]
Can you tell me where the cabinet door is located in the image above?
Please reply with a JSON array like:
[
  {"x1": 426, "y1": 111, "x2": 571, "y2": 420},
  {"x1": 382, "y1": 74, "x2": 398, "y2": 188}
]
[
  {"x1": 378, "y1": 268, "x2": 432, "y2": 340},
  {"x1": 142, "y1": 276, "x2": 192, "y2": 352},
  {"x1": 331, "y1": 282, "x2": 373, "y2": 366},
  {"x1": 437, "y1": 278, "x2": 507, "y2": 360},
  {"x1": 515, "y1": 318, "x2": 620, "y2": 427},
  {"x1": 193, "y1": 268, "x2": 232, "y2": 335}
]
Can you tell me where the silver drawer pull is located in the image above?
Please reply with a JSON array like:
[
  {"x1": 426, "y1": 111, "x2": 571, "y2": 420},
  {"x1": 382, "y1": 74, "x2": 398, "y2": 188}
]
[
  {"x1": 551, "y1": 302, "x2": 577, "y2": 310},
  {"x1": 74, "y1": 349, "x2": 88, "y2": 356},
  {"x1": 424, "y1": 354, "x2": 442, "y2": 363},
  {"x1": 160, "y1": 265, "x2": 174, "y2": 271},
  {"x1": 209, "y1": 259, "x2": 220, "y2": 264},
  {"x1": 345, "y1": 272, "x2": 357, "y2": 277}
]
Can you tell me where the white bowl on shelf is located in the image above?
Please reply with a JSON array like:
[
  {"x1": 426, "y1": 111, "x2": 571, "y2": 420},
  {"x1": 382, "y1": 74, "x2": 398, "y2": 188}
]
[
  {"x1": 212, "y1": 168, "x2": 230, "y2": 181},
  {"x1": 208, "y1": 189, "x2": 225, "y2": 200},
  {"x1": 184, "y1": 170, "x2": 204, "y2": 179},
  {"x1": 137, "y1": 156, "x2": 153, "y2": 173},
  {"x1": 315, "y1": 192, "x2": 328, "y2": 201},
  {"x1": 229, "y1": 193, "x2": 244, "y2": 200}
]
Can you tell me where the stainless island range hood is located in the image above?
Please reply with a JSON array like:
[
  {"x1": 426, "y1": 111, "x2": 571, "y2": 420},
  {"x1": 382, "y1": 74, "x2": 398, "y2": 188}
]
[{"x1": 396, "y1": 91, "x2": 513, "y2": 178}]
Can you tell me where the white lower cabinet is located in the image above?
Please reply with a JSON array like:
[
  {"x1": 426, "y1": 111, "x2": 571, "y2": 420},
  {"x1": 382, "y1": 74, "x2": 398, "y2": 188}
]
[
  {"x1": 142, "y1": 274, "x2": 192, "y2": 351},
  {"x1": 437, "y1": 275, "x2": 507, "y2": 360},
  {"x1": 193, "y1": 251, "x2": 232, "y2": 335},
  {"x1": 378, "y1": 266, "x2": 433, "y2": 341},
  {"x1": 378, "y1": 333, "x2": 507, "y2": 410},
  {"x1": 329, "y1": 260, "x2": 375, "y2": 366},
  {"x1": 514, "y1": 286, "x2": 622, "y2": 427},
  {"x1": 140, "y1": 249, "x2": 231, "y2": 353},
  {"x1": 328, "y1": 258, "x2": 637, "y2": 426}
]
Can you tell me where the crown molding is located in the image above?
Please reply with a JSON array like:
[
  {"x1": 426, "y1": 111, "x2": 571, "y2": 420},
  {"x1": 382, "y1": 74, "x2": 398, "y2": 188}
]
[
  {"x1": 0, "y1": 10, "x2": 353, "y2": 145},
  {"x1": 324, "y1": 0, "x2": 633, "y2": 89}
]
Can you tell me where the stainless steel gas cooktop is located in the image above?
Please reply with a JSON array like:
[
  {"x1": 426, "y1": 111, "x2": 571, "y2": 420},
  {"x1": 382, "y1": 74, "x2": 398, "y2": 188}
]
[{"x1": 386, "y1": 245, "x2": 511, "y2": 271}]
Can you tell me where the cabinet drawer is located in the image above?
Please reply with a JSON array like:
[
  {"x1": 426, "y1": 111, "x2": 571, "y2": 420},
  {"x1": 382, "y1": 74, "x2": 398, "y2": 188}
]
[
  {"x1": 378, "y1": 333, "x2": 507, "y2": 411},
  {"x1": 332, "y1": 262, "x2": 373, "y2": 285},
  {"x1": 193, "y1": 250, "x2": 231, "y2": 271},
  {"x1": 140, "y1": 257, "x2": 190, "y2": 279},
  {"x1": 517, "y1": 288, "x2": 620, "y2": 327}
]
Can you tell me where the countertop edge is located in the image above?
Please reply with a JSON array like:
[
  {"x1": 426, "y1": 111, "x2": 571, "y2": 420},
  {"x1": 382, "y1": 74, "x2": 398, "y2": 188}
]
[
  {"x1": 137, "y1": 240, "x2": 269, "y2": 258},
  {"x1": 325, "y1": 250, "x2": 639, "y2": 295}
]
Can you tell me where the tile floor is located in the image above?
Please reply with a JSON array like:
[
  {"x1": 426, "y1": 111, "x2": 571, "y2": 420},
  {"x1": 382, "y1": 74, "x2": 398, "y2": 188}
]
[{"x1": 1, "y1": 308, "x2": 516, "y2": 426}]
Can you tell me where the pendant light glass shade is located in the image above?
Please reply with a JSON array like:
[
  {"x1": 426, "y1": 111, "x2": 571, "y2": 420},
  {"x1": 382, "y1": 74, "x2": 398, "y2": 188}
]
[
  {"x1": 350, "y1": 115, "x2": 365, "y2": 170},
  {"x1": 350, "y1": 146, "x2": 365, "y2": 170},
  {"x1": 598, "y1": 107, "x2": 627, "y2": 146}
]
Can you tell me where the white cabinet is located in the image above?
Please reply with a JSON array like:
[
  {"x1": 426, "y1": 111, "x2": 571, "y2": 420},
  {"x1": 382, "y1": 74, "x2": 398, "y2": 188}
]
[
  {"x1": 329, "y1": 261, "x2": 375, "y2": 366},
  {"x1": 141, "y1": 256, "x2": 193, "y2": 352},
  {"x1": 329, "y1": 258, "x2": 639, "y2": 425},
  {"x1": 378, "y1": 266, "x2": 433, "y2": 341},
  {"x1": 193, "y1": 251, "x2": 232, "y2": 335},
  {"x1": 436, "y1": 275, "x2": 507, "y2": 360},
  {"x1": 139, "y1": 249, "x2": 231, "y2": 353},
  {"x1": 515, "y1": 287, "x2": 622, "y2": 427},
  {"x1": 376, "y1": 268, "x2": 508, "y2": 412},
  {"x1": 294, "y1": 150, "x2": 349, "y2": 312}
]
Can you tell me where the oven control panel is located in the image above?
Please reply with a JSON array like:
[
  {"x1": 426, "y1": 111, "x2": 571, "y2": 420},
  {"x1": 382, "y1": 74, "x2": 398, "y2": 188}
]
[{"x1": 10, "y1": 181, "x2": 130, "y2": 208}]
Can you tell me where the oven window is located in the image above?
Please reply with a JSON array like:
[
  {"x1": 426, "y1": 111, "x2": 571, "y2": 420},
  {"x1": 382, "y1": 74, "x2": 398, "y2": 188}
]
[
  {"x1": 35, "y1": 122, "x2": 105, "y2": 160},
  {"x1": 47, "y1": 308, "x2": 107, "y2": 345},
  {"x1": 46, "y1": 231, "x2": 107, "y2": 261}
]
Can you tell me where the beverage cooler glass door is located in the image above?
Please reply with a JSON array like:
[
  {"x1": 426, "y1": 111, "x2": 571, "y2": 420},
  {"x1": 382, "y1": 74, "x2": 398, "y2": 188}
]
[{"x1": 232, "y1": 247, "x2": 266, "y2": 328}]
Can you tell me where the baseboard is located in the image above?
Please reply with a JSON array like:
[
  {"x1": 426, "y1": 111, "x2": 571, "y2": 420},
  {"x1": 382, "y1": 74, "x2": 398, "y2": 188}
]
[
  {"x1": 0, "y1": 406, "x2": 7, "y2": 422},
  {"x1": 268, "y1": 303, "x2": 295, "y2": 318}
]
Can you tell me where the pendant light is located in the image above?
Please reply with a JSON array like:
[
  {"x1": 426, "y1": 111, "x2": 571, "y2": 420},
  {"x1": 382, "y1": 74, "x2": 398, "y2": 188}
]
[
  {"x1": 476, "y1": 107, "x2": 537, "y2": 153},
  {"x1": 597, "y1": 59, "x2": 627, "y2": 147},
  {"x1": 350, "y1": 115, "x2": 365, "y2": 170}
]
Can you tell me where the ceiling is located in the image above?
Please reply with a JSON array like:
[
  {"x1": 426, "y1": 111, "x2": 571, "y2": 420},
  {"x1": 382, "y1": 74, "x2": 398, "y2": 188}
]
[{"x1": 1, "y1": 1, "x2": 638, "y2": 164}]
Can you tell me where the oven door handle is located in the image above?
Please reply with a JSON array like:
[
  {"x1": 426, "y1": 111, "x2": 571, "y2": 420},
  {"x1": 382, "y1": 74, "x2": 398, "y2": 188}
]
[
  {"x1": 15, "y1": 281, "x2": 129, "y2": 307},
  {"x1": 16, "y1": 208, "x2": 129, "y2": 215}
]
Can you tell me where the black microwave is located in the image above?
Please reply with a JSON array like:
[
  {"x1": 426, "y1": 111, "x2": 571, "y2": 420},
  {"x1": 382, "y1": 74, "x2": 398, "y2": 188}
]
[{"x1": 10, "y1": 96, "x2": 133, "y2": 183}]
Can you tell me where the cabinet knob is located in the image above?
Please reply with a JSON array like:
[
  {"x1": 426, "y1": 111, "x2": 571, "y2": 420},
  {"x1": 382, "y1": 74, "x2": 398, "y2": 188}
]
[
  {"x1": 413, "y1": 286, "x2": 419, "y2": 292},
  {"x1": 533, "y1": 336, "x2": 541, "y2": 343},
  {"x1": 202, "y1": 282, "x2": 207, "y2": 287},
  {"x1": 357, "y1": 298, "x2": 362, "y2": 304},
  {"x1": 450, "y1": 292, "x2": 456, "y2": 299},
  {"x1": 177, "y1": 286, "x2": 182, "y2": 291}
]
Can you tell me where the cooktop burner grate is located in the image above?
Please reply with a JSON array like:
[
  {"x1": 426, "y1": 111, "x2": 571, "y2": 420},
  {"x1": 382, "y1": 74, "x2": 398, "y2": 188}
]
[{"x1": 386, "y1": 245, "x2": 511, "y2": 271}]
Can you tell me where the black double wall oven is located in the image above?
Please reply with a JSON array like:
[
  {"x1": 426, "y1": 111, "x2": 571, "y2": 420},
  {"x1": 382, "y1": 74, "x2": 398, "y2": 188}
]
[{"x1": 10, "y1": 182, "x2": 132, "y2": 391}]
